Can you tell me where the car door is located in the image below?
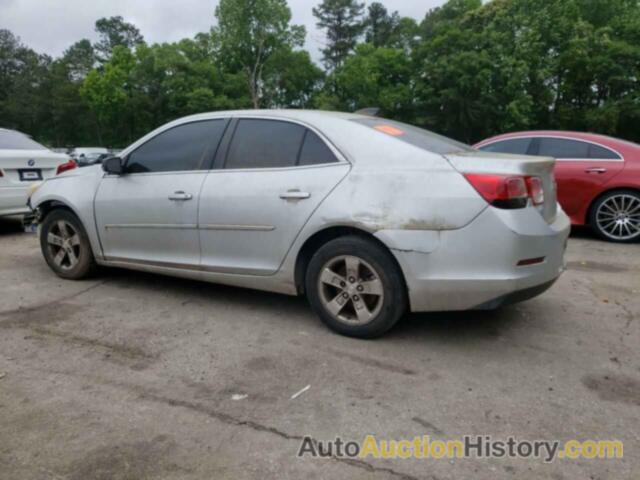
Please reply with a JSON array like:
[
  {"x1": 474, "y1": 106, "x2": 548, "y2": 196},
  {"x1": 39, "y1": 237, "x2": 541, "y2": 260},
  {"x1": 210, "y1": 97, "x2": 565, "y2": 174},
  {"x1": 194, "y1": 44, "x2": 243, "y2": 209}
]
[
  {"x1": 533, "y1": 137, "x2": 625, "y2": 218},
  {"x1": 94, "y1": 119, "x2": 228, "y2": 267},
  {"x1": 198, "y1": 117, "x2": 350, "y2": 276}
]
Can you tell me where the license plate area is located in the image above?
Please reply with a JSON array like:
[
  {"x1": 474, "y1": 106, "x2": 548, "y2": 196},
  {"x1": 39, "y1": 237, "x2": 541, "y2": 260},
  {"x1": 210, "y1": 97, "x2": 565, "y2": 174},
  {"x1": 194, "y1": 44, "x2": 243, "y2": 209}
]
[{"x1": 19, "y1": 169, "x2": 42, "y2": 181}]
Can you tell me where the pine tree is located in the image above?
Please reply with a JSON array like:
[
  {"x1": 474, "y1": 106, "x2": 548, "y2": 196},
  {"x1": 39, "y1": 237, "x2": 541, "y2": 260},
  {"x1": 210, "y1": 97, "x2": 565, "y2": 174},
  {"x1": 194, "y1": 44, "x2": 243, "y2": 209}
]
[{"x1": 313, "y1": 0, "x2": 365, "y2": 71}]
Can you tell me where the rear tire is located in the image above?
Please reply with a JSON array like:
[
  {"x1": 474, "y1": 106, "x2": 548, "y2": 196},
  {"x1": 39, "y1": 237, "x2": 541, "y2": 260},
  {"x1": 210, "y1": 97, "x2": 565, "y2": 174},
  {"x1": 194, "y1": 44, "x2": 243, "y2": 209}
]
[
  {"x1": 305, "y1": 236, "x2": 407, "y2": 338},
  {"x1": 40, "y1": 209, "x2": 97, "y2": 279},
  {"x1": 589, "y1": 190, "x2": 640, "y2": 243}
]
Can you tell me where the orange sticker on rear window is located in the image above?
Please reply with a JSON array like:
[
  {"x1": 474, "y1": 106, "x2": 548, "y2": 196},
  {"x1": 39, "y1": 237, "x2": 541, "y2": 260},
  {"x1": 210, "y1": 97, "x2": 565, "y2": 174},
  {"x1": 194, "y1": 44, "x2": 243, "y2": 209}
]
[{"x1": 373, "y1": 125, "x2": 405, "y2": 136}]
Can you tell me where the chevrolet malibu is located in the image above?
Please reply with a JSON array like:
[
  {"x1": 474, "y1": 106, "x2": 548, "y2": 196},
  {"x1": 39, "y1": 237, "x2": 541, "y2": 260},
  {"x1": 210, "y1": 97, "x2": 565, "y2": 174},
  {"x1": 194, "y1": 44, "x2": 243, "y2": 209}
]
[{"x1": 29, "y1": 110, "x2": 570, "y2": 338}]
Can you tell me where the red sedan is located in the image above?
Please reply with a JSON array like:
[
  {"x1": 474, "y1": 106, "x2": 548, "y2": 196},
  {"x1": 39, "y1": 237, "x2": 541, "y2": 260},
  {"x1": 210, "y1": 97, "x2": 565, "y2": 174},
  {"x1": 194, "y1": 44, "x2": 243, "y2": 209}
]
[{"x1": 475, "y1": 131, "x2": 640, "y2": 243}]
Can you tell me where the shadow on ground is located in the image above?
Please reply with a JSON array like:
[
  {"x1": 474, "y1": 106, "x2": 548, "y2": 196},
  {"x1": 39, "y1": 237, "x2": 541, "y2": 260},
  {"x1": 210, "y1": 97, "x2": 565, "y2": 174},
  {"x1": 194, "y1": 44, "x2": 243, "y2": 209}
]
[
  {"x1": 0, "y1": 217, "x2": 24, "y2": 235},
  {"x1": 100, "y1": 265, "x2": 523, "y2": 346}
]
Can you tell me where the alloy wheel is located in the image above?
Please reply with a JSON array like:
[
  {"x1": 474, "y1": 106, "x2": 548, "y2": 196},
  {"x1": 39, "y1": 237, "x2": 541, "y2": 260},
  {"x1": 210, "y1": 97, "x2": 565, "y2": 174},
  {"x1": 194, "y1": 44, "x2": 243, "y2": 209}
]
[
  {"x1": 46, "y1": 220, "x2": 82, "y2": 270},
  {"x1": 317, "y1": 255, "x2": 384, "y2": 325},
  {"x1": 595, "y1": 194, "x2": 640, "y2": 241}
]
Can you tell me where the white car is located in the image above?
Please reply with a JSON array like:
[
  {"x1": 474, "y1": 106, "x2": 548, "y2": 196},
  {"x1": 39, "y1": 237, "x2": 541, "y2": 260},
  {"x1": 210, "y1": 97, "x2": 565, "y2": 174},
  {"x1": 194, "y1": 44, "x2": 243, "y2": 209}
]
[{"x1": 0, "y1": 128, "x2": 76, "y2": 217}]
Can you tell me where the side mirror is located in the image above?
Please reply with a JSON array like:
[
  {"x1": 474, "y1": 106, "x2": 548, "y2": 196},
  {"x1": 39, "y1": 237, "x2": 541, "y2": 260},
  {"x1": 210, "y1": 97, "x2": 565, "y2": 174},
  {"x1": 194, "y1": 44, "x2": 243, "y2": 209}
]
[{"x1": 102, "y1": 156, "x2": 124, "y2": 175}]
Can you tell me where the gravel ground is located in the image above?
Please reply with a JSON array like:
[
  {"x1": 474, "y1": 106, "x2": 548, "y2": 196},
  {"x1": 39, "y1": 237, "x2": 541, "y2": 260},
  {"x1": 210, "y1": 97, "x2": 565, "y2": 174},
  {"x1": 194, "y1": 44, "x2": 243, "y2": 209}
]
[{"x1": 0, "y1": 217, "x2": 638, "y2": 480}]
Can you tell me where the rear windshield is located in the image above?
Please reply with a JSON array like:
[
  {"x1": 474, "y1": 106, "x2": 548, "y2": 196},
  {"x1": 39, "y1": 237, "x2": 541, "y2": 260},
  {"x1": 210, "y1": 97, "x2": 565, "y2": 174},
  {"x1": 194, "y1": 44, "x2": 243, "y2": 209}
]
[
  {"x1": 353, "y1": 118, "x2": 472, "y2": 155},
  {"x1": 0, "y1": 129, "x2": 46, "y2": 150}
]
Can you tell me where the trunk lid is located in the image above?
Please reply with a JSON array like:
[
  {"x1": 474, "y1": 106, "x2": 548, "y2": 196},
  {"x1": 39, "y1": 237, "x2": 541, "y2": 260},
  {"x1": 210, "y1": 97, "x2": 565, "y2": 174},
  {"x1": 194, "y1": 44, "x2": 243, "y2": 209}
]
[
  {"x1": 0, "y1": 149, "x2": 68, "y2": 186},
  {"x1": 445, "y1": 151, "x2": 558, "y2": 223}
]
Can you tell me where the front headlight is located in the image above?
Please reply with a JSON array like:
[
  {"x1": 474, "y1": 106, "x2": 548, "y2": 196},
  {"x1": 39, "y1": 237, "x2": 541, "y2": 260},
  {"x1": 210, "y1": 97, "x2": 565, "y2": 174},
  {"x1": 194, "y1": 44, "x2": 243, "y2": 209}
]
[{"x1": 27, "y1": 181, "x2": 43, "y2": 198}]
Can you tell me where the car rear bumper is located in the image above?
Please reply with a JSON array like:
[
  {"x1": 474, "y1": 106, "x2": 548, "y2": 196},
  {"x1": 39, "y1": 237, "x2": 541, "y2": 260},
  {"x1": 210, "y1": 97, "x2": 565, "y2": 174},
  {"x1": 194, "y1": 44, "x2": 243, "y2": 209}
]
[
  {"x1": 0, "y1": 186, "x2": 30, "y2": 217},
  {"x1": 383, "y1": 206, "x2": 570, "y2": 312}
]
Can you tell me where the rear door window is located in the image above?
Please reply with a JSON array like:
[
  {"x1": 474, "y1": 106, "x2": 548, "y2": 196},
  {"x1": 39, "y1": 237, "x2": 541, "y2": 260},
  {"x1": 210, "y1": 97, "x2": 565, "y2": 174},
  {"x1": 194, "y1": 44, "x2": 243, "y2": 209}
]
[
  {"x1": 538, "y1": 138, "x2": 590, "y2": 159},
  {"x1": 298, "y1": 130, "x2": 339, "y2": 166},
  {"x1": 225, "y1": 119, "x2": 306, "y2": 169},
  {"x1": 588, "y1": 144, "x2": 621, "y2": 160},
  {"x1": 479, "y1": 138, "x2": 532, "y2": 155}
]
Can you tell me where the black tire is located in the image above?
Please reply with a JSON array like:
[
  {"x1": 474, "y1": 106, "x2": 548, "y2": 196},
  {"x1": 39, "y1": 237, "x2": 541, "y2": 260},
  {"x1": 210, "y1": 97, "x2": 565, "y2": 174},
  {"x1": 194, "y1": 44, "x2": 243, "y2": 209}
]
[
  {"x1": 589, "y1": 190, "x2": 640, "y2": 243},
  {"x1": 40, "y1": 209, "x2": 97, "y2": 279},
  {"x1": 305, "y1": 235, "x2": 407, "y2": 338}
]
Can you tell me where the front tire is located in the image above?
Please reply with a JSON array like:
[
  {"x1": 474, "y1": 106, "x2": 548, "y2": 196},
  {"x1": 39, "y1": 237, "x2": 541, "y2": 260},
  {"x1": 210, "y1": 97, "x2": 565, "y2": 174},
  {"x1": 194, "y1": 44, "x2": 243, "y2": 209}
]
[
  {"x1": 589, "y1": 190, "x2": 640, "y2": 243},
  {"x1": 305, "y1": 236, "x2": 407, "y2": 338},
  {"x1": 40, "y1": 209, "x2": 97, "y2": 279}
]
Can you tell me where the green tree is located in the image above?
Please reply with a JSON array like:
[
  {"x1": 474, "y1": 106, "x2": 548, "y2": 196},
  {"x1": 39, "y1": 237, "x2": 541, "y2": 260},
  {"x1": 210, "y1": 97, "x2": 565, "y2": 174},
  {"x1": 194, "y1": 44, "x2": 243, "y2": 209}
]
[
  {"x1": 313, "y1": 0, "x2": 365, "y2": 71},
  {"x1": 410, "y1": 0, "x2": 640, "y2": 143},
  {"x1": 0, "y1": 30, "x2": 52, "y2": 141},
  {"x1": 262, "y1": 49, "x2": 324, "y2": 108},
  {"x1": 81, "y1": 46, "x2": 136, "y2": 145},
  {"x1": 46, "y1": 40, "x2": 97, "y2": 146},
  {"x1": 327, "y1": 43, "x2": 414, "y2": 119},
  {"x1": 363, "y1": 2, "x2": 400, "y2": 48},
  {"x1": 214, "y1": 0, "x2": 305, "y2": 108},
  {"x1": 94, "y1": 16, "x2": 144, "y2": 62}
]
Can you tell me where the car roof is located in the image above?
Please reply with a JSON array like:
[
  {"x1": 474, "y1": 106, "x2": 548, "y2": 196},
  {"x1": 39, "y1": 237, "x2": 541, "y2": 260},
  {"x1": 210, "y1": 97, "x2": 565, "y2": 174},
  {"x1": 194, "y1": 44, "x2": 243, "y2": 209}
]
[
  {"x1": 173, "y1": 109, "x2": 369, "y2": 124},
  {"x1": 120, "y1": 109, "x2": 460, "y2": 165},
  {"x1": 476, "y1": 130, "x2": 640, "y2": 150},
  {"x1": 1, "y1": 127, "x2": 27, "y2": 136}
]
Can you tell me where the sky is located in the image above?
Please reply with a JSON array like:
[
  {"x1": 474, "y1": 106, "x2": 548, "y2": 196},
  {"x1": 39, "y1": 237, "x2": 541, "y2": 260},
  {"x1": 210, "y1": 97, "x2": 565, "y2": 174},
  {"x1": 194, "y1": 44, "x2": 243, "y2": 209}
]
[{"x1": 0, "y1": 0, "x2": 445, "y2": 62}]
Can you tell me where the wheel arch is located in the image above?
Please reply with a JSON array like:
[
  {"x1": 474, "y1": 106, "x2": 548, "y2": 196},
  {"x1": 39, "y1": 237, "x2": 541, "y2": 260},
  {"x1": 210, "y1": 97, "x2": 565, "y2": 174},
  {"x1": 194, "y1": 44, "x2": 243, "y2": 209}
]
[
  {"x1": 586, "y1": 186, "x2": 640, "y2": 226},
  {"x1": 37, "y1": 199, "x2": 78, "y2": 221},
  {"x1": 293, "y1": 225, "x2": 407, "y2": 295}
]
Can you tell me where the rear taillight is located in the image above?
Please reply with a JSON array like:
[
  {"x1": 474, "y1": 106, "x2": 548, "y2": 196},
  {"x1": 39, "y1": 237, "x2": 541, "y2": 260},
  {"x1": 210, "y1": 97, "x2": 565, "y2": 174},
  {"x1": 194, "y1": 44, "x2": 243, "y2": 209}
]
[
  {"x1": 464, "y1": 174, "x2": 544, "y2": 209},
  {"x1": 56, "y1": 159, "x2": 77, "y2": 175},
  {"x1": 525, "y1": 176, "x2": 544, "y2": 206},
  {"x1": 0, "y1": 169, "x2": 3, "y2": 177},
  {"x1": 464, "y1": 174, "x2": 529, "y2": 209}
]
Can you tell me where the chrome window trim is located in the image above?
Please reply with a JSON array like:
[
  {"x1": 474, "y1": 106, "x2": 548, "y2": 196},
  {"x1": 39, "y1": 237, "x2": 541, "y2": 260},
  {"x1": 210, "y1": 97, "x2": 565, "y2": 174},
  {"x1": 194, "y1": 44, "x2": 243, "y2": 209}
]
[
  {"x1": 207, "y1": 162, "x2": 349, "y2": 175},
  {"x1": 103, "y1": 169, "x2": 210, "y2": 178},
  {"x1": 480, "y1": 135, "x2": 625, "y2": 162}
]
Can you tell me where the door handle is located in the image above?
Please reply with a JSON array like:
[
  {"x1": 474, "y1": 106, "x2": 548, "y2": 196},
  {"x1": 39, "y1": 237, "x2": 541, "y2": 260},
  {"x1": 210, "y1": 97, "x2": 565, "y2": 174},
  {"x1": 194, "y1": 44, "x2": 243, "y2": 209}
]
[
  {"x1": 280, "y1": 190, "x2": 311, "y2": 200},
  {"x1": 168, "y1": 191, "x2": 193, "y2": 201},
  {"x1": 585, "y1": 167, "x2": 607, "y2": 174}
]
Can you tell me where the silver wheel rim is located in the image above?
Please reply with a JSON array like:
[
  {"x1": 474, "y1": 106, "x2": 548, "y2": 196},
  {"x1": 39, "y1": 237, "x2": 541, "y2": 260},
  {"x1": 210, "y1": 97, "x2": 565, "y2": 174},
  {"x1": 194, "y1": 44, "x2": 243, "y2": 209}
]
[
  {"x1": 317, "y1": 255, "x2": 384, "y2": 326},
  {"x1": 46, "y1": 220, "x2": 81, "y2": 270},
  {"x1": 596, "y1": 194, "x2": 640, "y2": 241}
]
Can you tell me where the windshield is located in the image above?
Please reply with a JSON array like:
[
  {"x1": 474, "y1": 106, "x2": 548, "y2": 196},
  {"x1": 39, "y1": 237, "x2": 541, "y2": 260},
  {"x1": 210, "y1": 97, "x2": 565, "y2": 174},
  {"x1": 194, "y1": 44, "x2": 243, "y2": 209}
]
[
  {"x1": 0, "y1": 129, "x2": 47, "y2": 150},
  {"x1": 353, "y1": 118, "x2": 472, "y2": 155}
]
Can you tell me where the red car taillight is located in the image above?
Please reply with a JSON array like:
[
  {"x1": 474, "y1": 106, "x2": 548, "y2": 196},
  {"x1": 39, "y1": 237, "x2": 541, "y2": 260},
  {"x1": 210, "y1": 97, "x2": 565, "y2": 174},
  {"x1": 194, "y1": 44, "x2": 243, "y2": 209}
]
[
  {"x1": 56, "y1": 159, "x2": 77, "y2": 175},
  {"x1": 464, "y1": 173, "x2": 544, "y2": 209}
]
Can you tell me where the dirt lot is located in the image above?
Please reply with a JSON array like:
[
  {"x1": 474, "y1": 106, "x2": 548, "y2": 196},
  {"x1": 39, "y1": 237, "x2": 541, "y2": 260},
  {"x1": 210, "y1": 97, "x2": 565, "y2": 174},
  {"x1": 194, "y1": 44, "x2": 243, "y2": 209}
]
[{"x1": 0, "y1": 217, "x2": 638, "y2": 480}]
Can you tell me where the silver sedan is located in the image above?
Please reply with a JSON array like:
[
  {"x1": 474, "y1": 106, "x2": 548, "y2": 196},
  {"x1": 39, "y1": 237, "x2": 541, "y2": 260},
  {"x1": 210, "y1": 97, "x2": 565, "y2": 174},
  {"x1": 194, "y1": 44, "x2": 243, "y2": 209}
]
[{"x1": 29, "y1": 110, "x2": 570, "y2": 338}]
